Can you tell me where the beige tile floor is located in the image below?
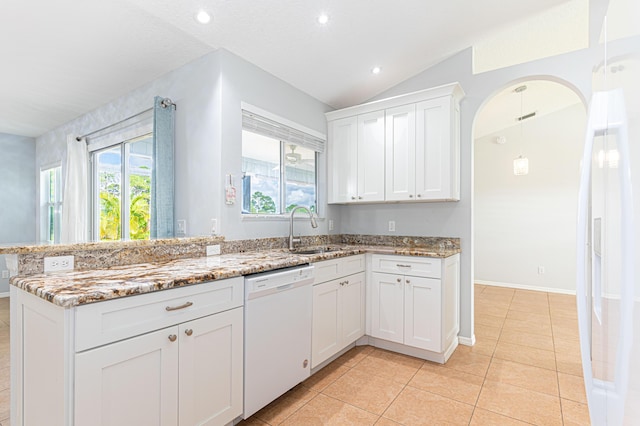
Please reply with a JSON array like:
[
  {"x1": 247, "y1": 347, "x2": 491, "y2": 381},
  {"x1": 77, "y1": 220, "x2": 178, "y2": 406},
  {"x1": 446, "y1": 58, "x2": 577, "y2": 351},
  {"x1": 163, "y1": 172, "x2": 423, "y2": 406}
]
[
  {"x1": 241, "y1": 285, "x2": 591, "y2": 426},
  {"x1": 0, "y1": 287, "x2": 590, "y2": 425}
]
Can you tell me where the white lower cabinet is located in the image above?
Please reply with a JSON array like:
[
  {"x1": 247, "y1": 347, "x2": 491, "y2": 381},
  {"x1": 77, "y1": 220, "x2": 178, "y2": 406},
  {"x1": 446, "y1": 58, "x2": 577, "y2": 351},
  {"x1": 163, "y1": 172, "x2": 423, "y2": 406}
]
[
  {"x1": 370, "y1": 254, "x2": 459, "y2": 359},
  {"x1": 76, "y1": 308, "x2": 243, "y2": 426},
  {"x1": 12, "y1": 276, "x2": 244, "y2": 426},
  {"x1": 75, "y1": 324, "x2": 180, "y2": 426},
  {"x1": 311, "y1": 256, "x2": 365, "y2": 368}
]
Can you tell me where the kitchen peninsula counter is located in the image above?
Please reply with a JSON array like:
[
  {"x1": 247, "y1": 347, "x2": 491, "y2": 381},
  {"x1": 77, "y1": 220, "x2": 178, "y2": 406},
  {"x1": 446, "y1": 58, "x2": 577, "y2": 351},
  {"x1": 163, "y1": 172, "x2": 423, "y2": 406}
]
[{"x1": 10, "y1": 244, "x2": 460, "y2": 308}]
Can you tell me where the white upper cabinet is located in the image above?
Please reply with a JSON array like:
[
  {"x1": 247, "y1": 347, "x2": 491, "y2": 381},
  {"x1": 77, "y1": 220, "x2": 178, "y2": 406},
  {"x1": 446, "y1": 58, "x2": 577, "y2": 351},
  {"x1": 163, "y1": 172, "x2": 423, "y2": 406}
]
[
  {"x1": 357, "y1": 111, "x2": 385, "y2": 202},
  {"x1": 385, "y1": 104, "x2": 417, "y2": 201},
  {"x1": 415, "y1": 96, "x2": 460, "y2": 201},
  {"x1": 327, "y1": 112, "x2": 385, "y2": 203},
  {"x1": 326, "y1": 82, "x2": 464, "y2": 204},
  {"x1": 328, "y1": 117, "x2": 358, "y2": 203}
]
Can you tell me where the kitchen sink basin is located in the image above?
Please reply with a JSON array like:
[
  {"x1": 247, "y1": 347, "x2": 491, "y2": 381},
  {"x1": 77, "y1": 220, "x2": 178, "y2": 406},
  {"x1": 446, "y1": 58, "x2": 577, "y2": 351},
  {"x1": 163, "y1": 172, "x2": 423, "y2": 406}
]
[{"x1": 290, "y1": 246, "x2": 345, "y2": 255}]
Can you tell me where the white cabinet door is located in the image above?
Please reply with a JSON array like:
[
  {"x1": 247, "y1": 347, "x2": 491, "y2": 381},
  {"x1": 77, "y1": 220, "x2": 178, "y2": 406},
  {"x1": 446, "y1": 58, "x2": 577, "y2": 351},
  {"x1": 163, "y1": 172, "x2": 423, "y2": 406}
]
[
  {"x1": 404, "y1": 276, "x2": 442, "y2": 352},
  {"x1": 416, "y1": 97, "x2": 458, "y2": 200},
  {"x1": 179, "y1": 307, "x2": 244, "y2": 426},
  {"x1": 328, "y1": 116, "x2": 358, "y2": 203},
  {"x1": 75, "y1": 326, "x2": 179, "y2": 426},
  {"x1": 370, "y1": 272, "x2": 404, "y2": 344},
  {"x1": 312, "y1": 280, "x2": 341, "y2": 368},
  {"x1": 341, "y1": 272, "x2": 366, "y2": 345},
  {"x1": 385, "y1": 104, "x2": 416, "y2": 201},
  {"x1": 357, "y1": 110, "x2": 386, "y2": 202}
]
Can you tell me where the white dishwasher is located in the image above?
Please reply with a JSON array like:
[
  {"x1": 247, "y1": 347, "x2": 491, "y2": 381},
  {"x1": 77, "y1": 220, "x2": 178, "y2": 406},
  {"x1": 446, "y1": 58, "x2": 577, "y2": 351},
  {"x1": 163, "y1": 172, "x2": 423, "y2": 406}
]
[{"x1": 243, "y1": 264, "x2": 314, "y2": 419}]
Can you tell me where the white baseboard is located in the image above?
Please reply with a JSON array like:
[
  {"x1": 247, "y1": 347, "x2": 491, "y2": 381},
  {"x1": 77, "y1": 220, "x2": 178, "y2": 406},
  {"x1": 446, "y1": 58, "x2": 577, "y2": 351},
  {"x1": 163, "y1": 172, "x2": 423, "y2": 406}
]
[
  {"x1": 0, "y1": 292, "x2": 9, "y2": 299},
  {"x1": 475, "y1": 280, "x2": 576, "y2": 295},
  {"x1": 458, "y1": 335, "x2": 475, "y2": 346}
]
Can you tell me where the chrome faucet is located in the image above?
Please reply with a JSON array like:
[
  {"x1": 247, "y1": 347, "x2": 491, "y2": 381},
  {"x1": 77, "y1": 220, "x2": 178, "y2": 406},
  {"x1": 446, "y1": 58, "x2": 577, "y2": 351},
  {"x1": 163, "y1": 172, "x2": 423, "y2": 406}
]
[{"x1": 289, "y1": 206, "x2": 318, "y2": 250}]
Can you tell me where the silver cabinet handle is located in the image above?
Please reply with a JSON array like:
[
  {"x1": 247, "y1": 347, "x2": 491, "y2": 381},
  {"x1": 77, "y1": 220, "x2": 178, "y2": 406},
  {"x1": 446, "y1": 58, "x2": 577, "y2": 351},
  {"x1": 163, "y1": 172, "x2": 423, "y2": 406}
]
[
  {"x1": 339, "y1": 280, "x2": 349, "y2": 286},
  {"x1": 168, "y1": 334, "x2": 177, "y2": 342},
  {"x1": 165, "y1": 301, "x2": 193, "y2": 311},
  {"x1": 185, "y1": 329, "x2": 193, "y2": 336},
  {"x1": 396, "y1": 264, "x2": 411, "y2": 268}
]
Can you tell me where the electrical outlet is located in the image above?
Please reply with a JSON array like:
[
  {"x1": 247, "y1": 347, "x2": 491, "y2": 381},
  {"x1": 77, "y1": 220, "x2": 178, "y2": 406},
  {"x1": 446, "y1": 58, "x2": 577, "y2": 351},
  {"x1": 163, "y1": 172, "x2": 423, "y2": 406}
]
[
  {"x1": 206, "y1": 245, "x2": 221, "y2": 256},
  {"x1": 328, "y1": 219, "x2": 334, "y2": 231},
  {"x1": 538, "y1": 266, "x2": 545, "y2": 275},
  {"x1": 44, "y1": 255, "x2": 74, "y2": 272},
  {"x1": 177, "y1": 220, "x2": 187, "y2": 236},
  {"x1": 211, "y1": 218, "x2": 218, "y2": 235},
  {"x1": 1, "y1": 270, "x2": 8, "y2": 279},
  {"x1": 388, "y1": 220, "x2": 396, "y2": 232}
]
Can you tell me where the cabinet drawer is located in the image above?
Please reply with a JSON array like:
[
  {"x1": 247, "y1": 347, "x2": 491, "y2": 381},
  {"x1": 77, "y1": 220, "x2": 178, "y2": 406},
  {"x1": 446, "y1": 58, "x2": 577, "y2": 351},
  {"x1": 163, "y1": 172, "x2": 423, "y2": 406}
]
[
  {"x1": 313, "y1": 255, "x2": 365, "y2": 284},
  {"x1": 371, "y1": 255, "x2": 441, "y2": 278},
  {"x1": 75, "y1": 277, "x2": 244, "y2": 352}
]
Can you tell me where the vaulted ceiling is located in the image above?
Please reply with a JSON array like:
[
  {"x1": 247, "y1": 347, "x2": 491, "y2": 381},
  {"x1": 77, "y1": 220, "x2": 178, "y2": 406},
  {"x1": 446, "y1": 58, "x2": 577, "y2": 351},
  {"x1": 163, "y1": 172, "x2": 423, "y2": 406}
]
[{"x1": 1, "y1": 0, "x2": 573, "y2": 137}]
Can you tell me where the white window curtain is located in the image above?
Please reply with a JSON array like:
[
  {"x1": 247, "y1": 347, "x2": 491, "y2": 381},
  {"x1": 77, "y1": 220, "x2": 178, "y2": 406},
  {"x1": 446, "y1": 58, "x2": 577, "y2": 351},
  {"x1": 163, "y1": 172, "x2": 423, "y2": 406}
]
[{"x1": 60, "y1": 135, "x2": 88, "y2": 244}]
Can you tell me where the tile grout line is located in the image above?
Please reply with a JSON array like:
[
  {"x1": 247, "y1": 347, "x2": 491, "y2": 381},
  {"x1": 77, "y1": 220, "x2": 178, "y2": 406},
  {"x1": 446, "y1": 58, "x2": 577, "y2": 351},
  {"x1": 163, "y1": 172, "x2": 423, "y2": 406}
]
[{"x1": 467, "y1": 287, "x2": 514, "y2": 423}]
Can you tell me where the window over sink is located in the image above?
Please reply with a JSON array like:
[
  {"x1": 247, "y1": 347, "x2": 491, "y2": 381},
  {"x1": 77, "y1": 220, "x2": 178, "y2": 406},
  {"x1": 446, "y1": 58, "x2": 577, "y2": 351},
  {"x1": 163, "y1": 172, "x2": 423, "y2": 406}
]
[{"x1": 241, "y1": 107, "x2": 325, "y2": 215}]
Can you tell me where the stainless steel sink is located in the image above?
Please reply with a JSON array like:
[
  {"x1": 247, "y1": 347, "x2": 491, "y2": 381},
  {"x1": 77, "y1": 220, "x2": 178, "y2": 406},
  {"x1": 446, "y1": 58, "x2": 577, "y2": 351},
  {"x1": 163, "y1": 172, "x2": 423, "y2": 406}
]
[{"x1": 290, "y1": 246, "x2": 345, "y2": 255}]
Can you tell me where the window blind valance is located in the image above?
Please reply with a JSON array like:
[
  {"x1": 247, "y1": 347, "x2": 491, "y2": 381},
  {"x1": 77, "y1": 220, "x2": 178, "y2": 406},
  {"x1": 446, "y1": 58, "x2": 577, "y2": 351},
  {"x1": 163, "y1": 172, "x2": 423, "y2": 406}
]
[{"x1": 242, "y1": 109, "x2": 325, "y2": 153}]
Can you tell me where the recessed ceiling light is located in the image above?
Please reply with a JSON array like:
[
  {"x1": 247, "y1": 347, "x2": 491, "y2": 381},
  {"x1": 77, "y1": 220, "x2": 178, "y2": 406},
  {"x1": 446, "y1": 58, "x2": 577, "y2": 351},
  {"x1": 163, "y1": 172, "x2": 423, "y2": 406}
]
[
  {"x1": 372, "y1": 66, "x2": 381, "y2": 75},
  {"x1": 317, "y1": 14, "x2": 329, "y2": 25},
  {"x1": 195, "y1": 10, "x2": 211, "y2": 24}
]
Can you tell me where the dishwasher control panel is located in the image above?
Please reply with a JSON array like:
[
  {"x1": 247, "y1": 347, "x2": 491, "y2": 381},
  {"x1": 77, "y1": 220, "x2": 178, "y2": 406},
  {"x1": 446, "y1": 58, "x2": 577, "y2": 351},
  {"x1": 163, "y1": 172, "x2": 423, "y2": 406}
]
[{"x1": 244, "y1": 265, "x2": 315, "y2": 296}]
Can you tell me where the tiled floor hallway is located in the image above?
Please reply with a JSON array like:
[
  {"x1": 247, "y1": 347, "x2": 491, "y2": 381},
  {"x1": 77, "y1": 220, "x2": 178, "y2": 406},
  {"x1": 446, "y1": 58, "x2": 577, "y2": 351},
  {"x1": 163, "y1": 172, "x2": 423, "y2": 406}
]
[{"x1": 241, "y1": 285, "x2": 590, "y2": 425}]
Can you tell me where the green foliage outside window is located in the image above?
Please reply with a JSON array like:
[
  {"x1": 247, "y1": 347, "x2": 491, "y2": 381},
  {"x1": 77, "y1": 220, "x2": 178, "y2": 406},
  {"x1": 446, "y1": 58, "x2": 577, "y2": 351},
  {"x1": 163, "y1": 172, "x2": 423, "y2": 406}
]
[
  {"x1": 99, "y1": 172, "x2": 150, "y2": 241},
  {"x1": 250, "y1": 191, "x2": 276, "y2": 213}
]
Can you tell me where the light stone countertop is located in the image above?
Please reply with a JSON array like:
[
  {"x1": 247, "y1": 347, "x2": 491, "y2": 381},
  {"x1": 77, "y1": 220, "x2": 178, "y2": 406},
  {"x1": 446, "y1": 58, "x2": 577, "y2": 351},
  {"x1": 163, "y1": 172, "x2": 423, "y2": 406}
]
[{"x1": 10, "y1": 245, "x2": 460, "y2": 308}]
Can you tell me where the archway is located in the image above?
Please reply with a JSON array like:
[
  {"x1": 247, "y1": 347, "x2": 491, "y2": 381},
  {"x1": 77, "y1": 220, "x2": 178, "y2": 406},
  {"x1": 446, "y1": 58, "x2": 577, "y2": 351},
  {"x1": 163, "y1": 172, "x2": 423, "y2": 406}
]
[{"x1": 471, "y1": 77, "x2": 586, "y2": 341}]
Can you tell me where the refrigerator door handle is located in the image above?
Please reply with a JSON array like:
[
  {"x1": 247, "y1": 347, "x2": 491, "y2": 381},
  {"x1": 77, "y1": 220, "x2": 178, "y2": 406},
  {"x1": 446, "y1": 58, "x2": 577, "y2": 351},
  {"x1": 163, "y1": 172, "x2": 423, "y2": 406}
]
[{"x1": 576, "y1": 88, "x2": 635, "y2": 424}]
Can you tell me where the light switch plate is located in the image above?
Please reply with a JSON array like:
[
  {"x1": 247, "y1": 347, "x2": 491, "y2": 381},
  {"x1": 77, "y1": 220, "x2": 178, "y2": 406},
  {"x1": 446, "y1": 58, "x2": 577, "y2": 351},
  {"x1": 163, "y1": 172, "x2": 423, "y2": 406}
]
[{"x1": 388, "y1": 220, "x2": 396, "y2": 232}]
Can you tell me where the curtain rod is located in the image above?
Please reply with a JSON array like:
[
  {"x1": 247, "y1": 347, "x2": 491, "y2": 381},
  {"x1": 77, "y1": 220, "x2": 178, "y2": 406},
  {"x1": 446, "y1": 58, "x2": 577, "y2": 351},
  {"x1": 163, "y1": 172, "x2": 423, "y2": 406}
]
[{"x1": 75, "y1": 97, "x2": 175, "y2": 141}]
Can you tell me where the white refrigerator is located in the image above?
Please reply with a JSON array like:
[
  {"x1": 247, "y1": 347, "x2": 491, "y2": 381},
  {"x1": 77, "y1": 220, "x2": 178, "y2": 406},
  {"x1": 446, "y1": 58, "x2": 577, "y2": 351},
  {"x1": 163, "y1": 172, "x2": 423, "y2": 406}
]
[{"x1": 576, "y1": 4, "x2": 640, "y2": 425}]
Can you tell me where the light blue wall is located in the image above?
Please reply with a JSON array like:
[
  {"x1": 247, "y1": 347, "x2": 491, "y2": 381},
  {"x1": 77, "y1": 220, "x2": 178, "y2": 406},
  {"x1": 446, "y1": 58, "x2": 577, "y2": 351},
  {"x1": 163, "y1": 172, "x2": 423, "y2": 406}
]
[
  {"x1": 0, "y1": 132, "x2": 36, "y2": 294},
  {"x1": 217, "y1": 49, "x2": 336, "y2": 240},
  {"x1": 35, "y1": 49, "x2": 335, "y2": 240}
]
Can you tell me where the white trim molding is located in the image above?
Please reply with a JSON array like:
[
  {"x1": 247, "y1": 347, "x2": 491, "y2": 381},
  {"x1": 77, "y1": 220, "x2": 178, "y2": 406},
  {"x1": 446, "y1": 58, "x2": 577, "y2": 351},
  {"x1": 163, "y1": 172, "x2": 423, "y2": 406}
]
[{"x1": 475, "y1": 280, "x2": 576, "y2": 295}]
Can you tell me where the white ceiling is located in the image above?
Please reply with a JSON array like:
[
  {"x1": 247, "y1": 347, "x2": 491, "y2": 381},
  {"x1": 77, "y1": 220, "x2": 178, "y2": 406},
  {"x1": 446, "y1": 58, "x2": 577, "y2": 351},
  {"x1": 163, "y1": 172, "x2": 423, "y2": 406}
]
[{"x1": 2, "y1": 0, "x2": 573, "y2": 138}]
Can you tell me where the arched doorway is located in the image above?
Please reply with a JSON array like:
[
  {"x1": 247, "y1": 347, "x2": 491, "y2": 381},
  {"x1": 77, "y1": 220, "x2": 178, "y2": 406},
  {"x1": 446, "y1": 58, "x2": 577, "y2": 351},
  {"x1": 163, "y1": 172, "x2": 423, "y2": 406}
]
[{"x1": 473, "y1": 78, "x2": 586, "y2": 295}]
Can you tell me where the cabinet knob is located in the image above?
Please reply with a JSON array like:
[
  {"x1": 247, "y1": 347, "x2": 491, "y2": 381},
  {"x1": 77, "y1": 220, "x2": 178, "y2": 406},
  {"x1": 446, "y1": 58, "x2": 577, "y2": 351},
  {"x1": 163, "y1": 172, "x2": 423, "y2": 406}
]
[
  {"x1": 417, "y1": 194, "x2": 422, "y2": 198},
  {"x1": 168, "y1": 334, "x2": 177, "y2": 342},
  {"x1": 185, "y1": 329, "x2": 193, "y2": 336},
  {"x1": 409, "y1": 194, "x2": 413, "y2": 198},
  {"x1": 358, "y1": 196, "x2": 363, "y2": 200},
  {"x1": 406, "y1": 279, "x2": 411, "y2": 284},
  {"x1": 351, "y1": 196, "x2": 356, "y2": 200},
  {"x1": 397, "y1": 278, "x2": 401, "y2": 283}
]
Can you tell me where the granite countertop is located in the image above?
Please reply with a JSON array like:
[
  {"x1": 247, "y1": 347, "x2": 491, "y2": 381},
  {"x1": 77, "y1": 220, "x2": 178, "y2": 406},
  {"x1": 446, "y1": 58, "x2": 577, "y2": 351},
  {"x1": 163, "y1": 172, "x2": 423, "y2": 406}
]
[{"x1": 10, "y1": 245, "x2": 460, "y2": 308}]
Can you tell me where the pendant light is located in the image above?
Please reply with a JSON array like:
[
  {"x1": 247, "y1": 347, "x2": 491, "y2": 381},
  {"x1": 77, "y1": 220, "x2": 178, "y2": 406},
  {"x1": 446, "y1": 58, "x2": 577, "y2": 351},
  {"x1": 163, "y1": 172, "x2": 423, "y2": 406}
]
[{"x1": 513, "y1": 85, "x2": 529, "y2": 176}]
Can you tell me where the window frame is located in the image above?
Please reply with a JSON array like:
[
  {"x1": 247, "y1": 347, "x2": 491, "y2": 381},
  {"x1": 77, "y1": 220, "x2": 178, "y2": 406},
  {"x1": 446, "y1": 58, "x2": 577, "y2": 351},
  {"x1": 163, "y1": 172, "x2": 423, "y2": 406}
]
[
  {"x1": 39, "y1": 163, "x2": 62, "y2": 244},
  {"x1": 241, "y1": 131, "x2": 320, "y2": 217},
  {"x1": 240, "y1": 104, "x2": 325, "y2": 219},
  {"x1": 89, "y1": 132, "x2": 153, "y2": 241}
]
